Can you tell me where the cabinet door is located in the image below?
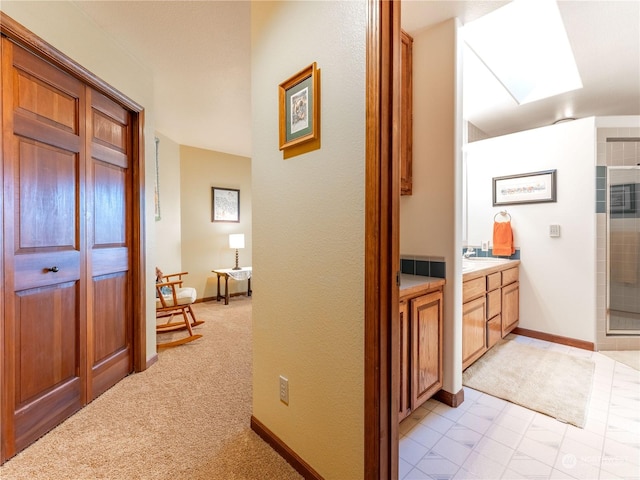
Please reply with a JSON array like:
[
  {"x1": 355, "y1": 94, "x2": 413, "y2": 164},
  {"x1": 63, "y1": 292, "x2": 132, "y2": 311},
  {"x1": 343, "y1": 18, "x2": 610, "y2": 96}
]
[
  {"x1": 462, "y1": 296, "x2": 487, "y2": 369},
  {"x1": 400, "y1": 30, "x2": 413, "y2": 196},
  {"x1": 411, "y1": 291, "x2": 443, "y2": 409},
  {"x1": 502, "y1": 281, "x2": 519, "y2": 336},
  {"x1": 399, "y1": 300, "x2": 411, "y2": 421}
]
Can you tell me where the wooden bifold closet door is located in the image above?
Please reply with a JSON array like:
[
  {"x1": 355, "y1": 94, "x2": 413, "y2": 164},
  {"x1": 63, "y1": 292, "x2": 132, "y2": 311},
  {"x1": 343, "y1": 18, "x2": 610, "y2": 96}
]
[{"x1": 1, "y1": 37, "x2": 134, "y2": 462}]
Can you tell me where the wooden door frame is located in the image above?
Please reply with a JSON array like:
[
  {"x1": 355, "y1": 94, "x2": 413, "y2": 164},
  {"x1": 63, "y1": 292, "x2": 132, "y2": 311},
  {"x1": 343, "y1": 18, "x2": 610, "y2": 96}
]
[
  {"x1": 0, "y1": 13, "x2": 147, "y2": 374},
  {"x1": 365, "y1": 1, "x2": 400, "y2": 478}
]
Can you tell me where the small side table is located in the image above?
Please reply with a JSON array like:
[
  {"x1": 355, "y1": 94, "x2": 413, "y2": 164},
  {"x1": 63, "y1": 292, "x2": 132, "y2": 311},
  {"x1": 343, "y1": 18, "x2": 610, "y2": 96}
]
[{"x1": 212, "y1": 267, "x2": 252, "y2": 305}]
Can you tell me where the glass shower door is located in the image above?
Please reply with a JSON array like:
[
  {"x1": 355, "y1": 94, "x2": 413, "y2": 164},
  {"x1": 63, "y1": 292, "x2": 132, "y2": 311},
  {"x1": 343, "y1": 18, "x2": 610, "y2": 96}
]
[{"x1": 607, "y1": 166, "x2": 640, "y2": 335}]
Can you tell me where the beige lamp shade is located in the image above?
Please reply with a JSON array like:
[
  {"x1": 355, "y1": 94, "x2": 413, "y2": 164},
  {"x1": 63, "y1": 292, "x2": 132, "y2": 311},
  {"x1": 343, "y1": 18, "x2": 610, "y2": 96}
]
[
  {"x1": 229, "y1": 234, "x2": 245, "y2": 270},
  {"x1": 229, "y1": 234, "x2": 245, "y2": 249}
]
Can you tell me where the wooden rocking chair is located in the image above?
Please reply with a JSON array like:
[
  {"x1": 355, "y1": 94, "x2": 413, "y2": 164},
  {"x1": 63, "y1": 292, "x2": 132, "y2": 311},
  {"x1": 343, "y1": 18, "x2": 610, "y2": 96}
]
[{"x1": 156, "y1": 270, "x2": 204, "y2": 349}]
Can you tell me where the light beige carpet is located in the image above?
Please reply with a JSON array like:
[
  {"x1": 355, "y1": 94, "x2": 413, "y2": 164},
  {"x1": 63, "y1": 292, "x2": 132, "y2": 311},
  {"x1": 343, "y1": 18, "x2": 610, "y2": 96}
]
[
  {"x1": 462, "y1": 338, "x2": 595, "y2": 428},
  {"x1": 0, "y1": 297, "x2": 302, "y2": 480},
  {"x1": 599, "y1": 350, "x2": 640, "y2": 371}
]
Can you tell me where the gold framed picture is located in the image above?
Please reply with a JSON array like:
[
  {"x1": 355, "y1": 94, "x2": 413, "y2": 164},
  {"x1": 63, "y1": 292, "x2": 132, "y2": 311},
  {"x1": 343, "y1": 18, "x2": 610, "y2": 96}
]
[{"x1": 279, "y1": 62, "x2": 320, "y2": 153}]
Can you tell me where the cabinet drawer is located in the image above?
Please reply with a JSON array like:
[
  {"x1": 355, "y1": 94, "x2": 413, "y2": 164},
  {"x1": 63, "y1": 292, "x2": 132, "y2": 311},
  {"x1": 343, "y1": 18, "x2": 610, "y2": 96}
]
[
  {"x1": 486, "y1": 272, "x2": 501, "y2": 291},
  {"x1": 487, "y1": 314, "x2": 502, "y2": 349},
  {"x1": 502, "y1": 267, "x2": 519, "y2": 285},
  {"x1": 486, "y1": 288, "x2": 501, "y2": 319},
  {"x1": 463, "y1": 276, "x2": 486, "y2": 303}
]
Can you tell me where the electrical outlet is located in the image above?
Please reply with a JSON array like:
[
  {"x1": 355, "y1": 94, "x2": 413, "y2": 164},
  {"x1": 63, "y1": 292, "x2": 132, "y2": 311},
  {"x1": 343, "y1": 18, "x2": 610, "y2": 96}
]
[
  {"x1": 279, "y1": 375, "x2": 289, "y2": 405},
  {"x1": 481, "y1": 241, "x2": 489, "y2": 252}
]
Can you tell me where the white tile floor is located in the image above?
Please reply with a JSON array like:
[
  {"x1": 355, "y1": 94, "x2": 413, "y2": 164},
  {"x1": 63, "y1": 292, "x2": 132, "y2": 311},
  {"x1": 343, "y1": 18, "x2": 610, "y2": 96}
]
[{"x1": 399, "y1": 335, "x2": 640, "y2": 480}]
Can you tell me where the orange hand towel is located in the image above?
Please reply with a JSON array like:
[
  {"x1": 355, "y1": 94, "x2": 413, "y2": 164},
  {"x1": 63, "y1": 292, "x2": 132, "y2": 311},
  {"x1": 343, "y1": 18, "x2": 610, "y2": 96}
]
[{"x1": 493, "y1": 221, "x2": 515, "y2": 256}]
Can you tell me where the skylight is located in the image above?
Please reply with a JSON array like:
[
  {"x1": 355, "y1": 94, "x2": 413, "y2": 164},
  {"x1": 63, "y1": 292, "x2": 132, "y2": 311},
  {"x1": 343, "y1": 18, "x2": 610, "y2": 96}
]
[{"x1": 463, "y1": 0, "x2": 583, "y2": 105}]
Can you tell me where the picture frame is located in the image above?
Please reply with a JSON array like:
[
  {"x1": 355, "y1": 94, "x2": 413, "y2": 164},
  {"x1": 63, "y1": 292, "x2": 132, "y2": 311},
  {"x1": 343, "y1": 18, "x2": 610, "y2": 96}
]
[
  {"x1": 279, "y1": 62, "x2": 319, "y2": 152},
  {"x1": 610, "y1": 183, "x2": 636, "y2": 214},
  {"x1": 212, "y1": 187, "x2": 240, "y2": 223},
  {"x1": 493, "y1": 169, "x2": 557, "y2": 206}
]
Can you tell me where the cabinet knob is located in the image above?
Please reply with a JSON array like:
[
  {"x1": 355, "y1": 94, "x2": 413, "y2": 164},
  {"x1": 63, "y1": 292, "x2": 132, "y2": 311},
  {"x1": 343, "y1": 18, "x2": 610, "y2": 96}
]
[{"x1": 47, "y1": 266, "x2": 59, "y2": 273}]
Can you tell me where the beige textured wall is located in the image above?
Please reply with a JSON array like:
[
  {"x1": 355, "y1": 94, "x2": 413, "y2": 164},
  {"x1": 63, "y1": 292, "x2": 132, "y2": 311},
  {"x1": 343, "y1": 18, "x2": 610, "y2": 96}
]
[
  {"x1": 1, "y1": 0, "x2": 159, "y2": 360},
  {"x1": 251, "y1": 1, "x2": 366, "y2": 478},
  {"x1": 179, "y1": 145, "x2": 251, "y2": 300},
  {"x1": 154, "y1": 132, "x2": 183, "y2": 275},
  {"x1": 400, "y1": 19, "x2": 464, "y2": 396}
]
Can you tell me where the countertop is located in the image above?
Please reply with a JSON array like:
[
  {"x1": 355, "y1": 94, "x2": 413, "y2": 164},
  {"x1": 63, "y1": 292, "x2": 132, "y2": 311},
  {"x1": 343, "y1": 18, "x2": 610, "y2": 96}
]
[
  {"x1": 399, "y1": 274, "x2": 445, "y2": 299},
  {"x1": 398, "y1": 260, "x2": 519, "y2": 296},
  {"x1": 462, "y1": 258, "x2": 520, "y2": 281}
]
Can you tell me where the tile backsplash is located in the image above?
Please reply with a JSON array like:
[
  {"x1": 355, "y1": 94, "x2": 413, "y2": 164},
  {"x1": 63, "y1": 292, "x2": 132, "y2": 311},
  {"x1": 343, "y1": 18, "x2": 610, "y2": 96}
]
[
  {"x1": 400, "y1": 256, "x2": 446, "y2": 279},
  {"x1": 400, "y1": 248, "x2": 520, "y2": 279},
  {"x1": 462, "y1": 246, "x2": 520, "y2": 260}
]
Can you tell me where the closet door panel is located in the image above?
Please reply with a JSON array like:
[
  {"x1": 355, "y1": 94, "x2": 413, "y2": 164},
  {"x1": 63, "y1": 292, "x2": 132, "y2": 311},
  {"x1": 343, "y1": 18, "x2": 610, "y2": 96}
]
[
  {"x1": 94, "y1": 161, "x2": 126, "y2": 244},
  {"x1": 87, "y1": 89, "x2": 132, "y2": 402},
  {"x1": 91, "y1": 273, "x2": 130, "y2": 398},
  {"x1": 93, "y1": 275, "x2": 128, "y2": 362},
  {"x1": 13, "y1": 116, "x2": 81, "y2": 153},
  {"x1": 13, "y1": 46, "x2": 79, "y2": 134},
  {"x1": 16, "y1": 140, "x2": 77, "y2": 249},
  {"x1": 2, "y1": 39, "x2": 86, "y2": 460},
  {"x1": 13, "y1": 283, "x2": 82, "y2": 451},
  {"x1": 16, "y1": 285, "x2": 79, "y2": 400},
  {"x1": 93, "y1": 109, "x2": 127, "y2": 150},
  {"x1": 14, "y1": 251, "x2": 80, "y2": 291},
  {"x1": 92, "y1": 247, "x2": 129, "y2": 277}
]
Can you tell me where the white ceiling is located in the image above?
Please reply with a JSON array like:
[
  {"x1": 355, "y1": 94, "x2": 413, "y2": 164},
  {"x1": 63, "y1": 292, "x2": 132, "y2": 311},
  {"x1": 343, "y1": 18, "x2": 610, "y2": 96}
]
[
  {"x1": 402, "y1": 0, "x2": 640, "y2": 138},
  {"x1": 72, "y1": 0, "x2": 251, "y2": 157},
  {"x1": 72, "y1": 1, "x2": 640, "y2": 157}
]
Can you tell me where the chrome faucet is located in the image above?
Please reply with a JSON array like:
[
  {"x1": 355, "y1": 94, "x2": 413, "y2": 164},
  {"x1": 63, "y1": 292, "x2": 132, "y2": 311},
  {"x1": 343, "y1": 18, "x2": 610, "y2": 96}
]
[{"x1": 463, "y1": 247, "x2": 476, "y2": 258}]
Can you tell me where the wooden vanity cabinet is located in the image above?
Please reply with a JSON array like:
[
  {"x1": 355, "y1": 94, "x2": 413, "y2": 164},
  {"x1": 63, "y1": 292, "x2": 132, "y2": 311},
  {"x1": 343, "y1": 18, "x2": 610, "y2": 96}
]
[
  {"x1": 400, "y1": 29, "x2": 413, "y2": 196},
  {"x1": 399, "y1": 284, "x2": 443, "y2": 422},
  {"x1": 462, "y1": 263, "x2": 520, "y2": 370}
]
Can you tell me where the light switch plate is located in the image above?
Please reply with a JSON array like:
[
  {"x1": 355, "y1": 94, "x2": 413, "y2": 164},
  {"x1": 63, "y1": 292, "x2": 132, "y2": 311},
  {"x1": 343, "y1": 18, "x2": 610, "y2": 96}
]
[
  {"x1": 549, "y1": 224, "x2": 561, "y2": 237},
  {"x1": 279, "y1": 375, "x2": 289, "y2": 405}
]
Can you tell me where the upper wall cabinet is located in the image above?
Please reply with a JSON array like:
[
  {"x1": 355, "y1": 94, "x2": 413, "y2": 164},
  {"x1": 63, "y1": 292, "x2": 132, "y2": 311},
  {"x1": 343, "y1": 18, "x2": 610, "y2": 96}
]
[{"x1": 400, "y1": 30, "x2": 413, "y2": 196}]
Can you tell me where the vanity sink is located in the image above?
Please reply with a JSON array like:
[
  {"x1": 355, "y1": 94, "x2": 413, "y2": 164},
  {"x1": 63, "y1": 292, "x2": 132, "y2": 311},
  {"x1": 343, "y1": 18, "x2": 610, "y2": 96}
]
[
  {"x1": 462, "y1": 257, "x2": 512, "y2": 273},
  {"x1": 464, "y1": 257, "x2": 510, "y2": 263}
]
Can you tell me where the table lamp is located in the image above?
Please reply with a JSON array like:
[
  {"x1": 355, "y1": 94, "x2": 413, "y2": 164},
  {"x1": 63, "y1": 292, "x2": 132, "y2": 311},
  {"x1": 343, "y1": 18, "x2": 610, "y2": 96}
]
[{"x1": 229, "y1": 233, "x2": 245, "y2": 270}]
